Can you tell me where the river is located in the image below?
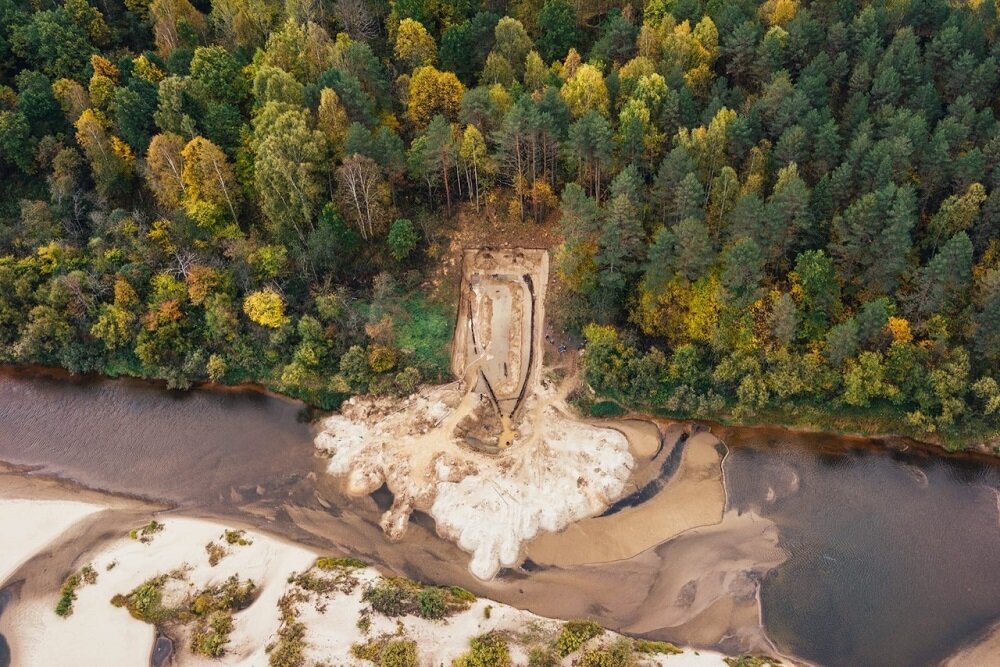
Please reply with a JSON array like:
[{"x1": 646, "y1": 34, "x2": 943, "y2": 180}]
[{"x1": 1, "y1": 366, "x2": 998, "y2": 666}]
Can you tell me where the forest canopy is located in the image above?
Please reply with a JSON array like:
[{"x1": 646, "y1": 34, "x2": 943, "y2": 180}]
[{"x1": 0, "y1": 0, "x2": 998, "y2": 445}]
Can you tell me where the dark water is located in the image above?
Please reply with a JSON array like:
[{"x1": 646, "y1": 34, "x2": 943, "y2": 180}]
[
  {"x1": 1, "y1": 367, "x2": 999, "y2": 666},
  {"x1": 722, "y1": 428, "x2": 1000, "y2": 667},
  {"x1": 0, "y1": 587, "x2": 11, "y2": 667},
  {"x1": 150, "y1": 634, "x2": 173, "y2": 667},
  {"x1": 0, "y1": 367, "x2": 319, "y2": 509}
]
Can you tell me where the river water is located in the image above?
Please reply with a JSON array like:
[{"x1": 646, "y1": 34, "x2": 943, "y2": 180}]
[{"x1": 1, "y1": 366, "x2": 998, "y2": 666}]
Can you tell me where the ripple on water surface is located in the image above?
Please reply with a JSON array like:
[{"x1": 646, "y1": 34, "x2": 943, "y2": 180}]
[
  {"x1": 0, "y1": 367, "x2": 318, "y2": 508},
  {"x1": 723, "y1": 429, "x2": 1000, "y2": 667}
]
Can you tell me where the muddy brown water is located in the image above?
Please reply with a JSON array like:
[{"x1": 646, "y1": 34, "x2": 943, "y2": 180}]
[{"x1": 1, "y1": 367, "x2": 999, "y2": 666}]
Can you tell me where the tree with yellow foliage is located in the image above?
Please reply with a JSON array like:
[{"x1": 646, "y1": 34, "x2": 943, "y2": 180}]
[
  {"x1": 317, "y1": 88, "x2": 350, "y2": 158},
  {"x1": 406, "y1": 66, "x2": 464, "y2": 129},
  {"x1": 394, "y1": 18, "x2": 437, "y2": 70},
  {"x1": 760, "y1": 0, "x2": 799, "y2": 27},
  {"x1": 149, "y1": 0, "x2": 207, "y2": 55},
  {"x1": 243, "y1": 288, "x2": 286, "y2": 328},
  {"x1": 145, "y1": 133, "x2": 187, "y2": 210},
  {"x1": 180, "y1": 136, "x2": 240, "y2": 226},
  {"x1": 560, "y1": 63, "x2": 609, "y2": 118},
  {"x1": 75, "y1": 109, "x2": 133, "y2": 199}
]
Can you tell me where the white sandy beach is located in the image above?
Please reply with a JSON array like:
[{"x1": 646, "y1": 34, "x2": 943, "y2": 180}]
[{"x1": 0, "y1": 495, "x2": 742, "y2": 666}]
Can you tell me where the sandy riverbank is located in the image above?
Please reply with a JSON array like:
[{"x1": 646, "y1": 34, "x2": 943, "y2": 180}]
[
  {"x1": 0, "y1": 499, "x2": 103, "y2": 586},
  {"x1": 0, "y1": 491, "x2": 747, "y2": 666},
  {"x1": 525, "y1": 431, "x2": 727, "y2": 566}
]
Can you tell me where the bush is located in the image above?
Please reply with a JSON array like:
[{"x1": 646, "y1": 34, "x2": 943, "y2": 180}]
[
  {"x1": 55, "y1": 565, "x2": 98, "y2": 617},
  {"x1": 223, "y1": 529, "x2": 252, "y2": 545},
  {"x1": 55, "y1": 574, "x2": 80, "y2": 617},
  {"x1": 416, "y1": 587, "x2": 446, "y2": 619},
  {"x1": 361, "y1": 577, "x2": 473, "y2": 619},
  {"x1": 113, "y1": 575, "x2": 173, "y2": 623},
  {"x1": 579, "y1": 639, "x2": 636, "y2": 667},
  {"x1": 380, "y1": 639, "x2": 418, "y2": 667},
  {"x1": 129, "y1": 520, "x2": 164, "y2": 542},
  {"x1": 267, "y1": 619, "x2": 306, "y2": 667},
  {"x1": 527, "y1": 646, "x2": 557, "y2": 667},
  {"x1": 362, "y1": 579, "x2": 409, "y2": 616},
  {"x1": 452, "y1": 633, "x2": 511, "y2": 667},
  {"x1": 206, "y1": 541, "x2": 227, "y2": 566},
  {"x1": 267, "y1": 592, "x2": 307, "y2": 667},
  {"x1": 387, "y1": 218, "x2": 419, "y2": 261},
  {"x1": 191, "y1": 612, "x2": 234, "y2": 657},
  {"x1": 112, "y1": 573, "x2": 256, "y2": 658},
  {"x1": 556, "y1": 619, "x2": 604, "y2": 656}
]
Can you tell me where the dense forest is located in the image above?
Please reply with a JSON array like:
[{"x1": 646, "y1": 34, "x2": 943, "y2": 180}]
[{"x1": 0, "y1": 0, "x2": 998, "y2": 445}]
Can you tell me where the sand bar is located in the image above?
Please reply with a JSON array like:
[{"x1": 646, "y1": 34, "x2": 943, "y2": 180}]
[{"x1": 525, "y1": 432, "x2": 727, "y2": 566}]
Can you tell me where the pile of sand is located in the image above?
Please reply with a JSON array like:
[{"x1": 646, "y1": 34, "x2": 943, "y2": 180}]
[{"x1": 317, "y1": 382, "x2": 633, "y2": 580}]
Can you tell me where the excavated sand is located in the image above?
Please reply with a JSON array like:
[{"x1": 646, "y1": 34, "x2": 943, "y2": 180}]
[{"x1": 316, "y1": 381, "x2": 633, "y2": 580}]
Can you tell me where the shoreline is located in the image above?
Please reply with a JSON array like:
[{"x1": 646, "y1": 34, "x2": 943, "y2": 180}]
[{"x1": 5, "y1": 361, "x2": 998, "y2": 462}]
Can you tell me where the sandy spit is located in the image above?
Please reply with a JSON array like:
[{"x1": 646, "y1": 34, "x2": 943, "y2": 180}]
[{"x1": 0, "y1": 499, "x2": 104, "y2": 587}]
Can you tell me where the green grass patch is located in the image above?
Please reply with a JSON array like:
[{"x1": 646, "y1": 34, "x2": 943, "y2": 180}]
[
  {"x1": 579, "y1": 638, "x2": 638, "y2": 667},
  {"x1": 724, "y1": 657, "x2": 781, "y2": 667},
  {"x1": 351, "y1": 637, "x2": 419, "y2": 667},
  {"x1": 395, "y1": 295, "x2": 454, "y2": 380},
  {"x1": 589, "y1": 400, "x2": 626, "y2": 418},
  {"x1": 315, "y1": 556, "x2": 367, "y2": 570},
  {"x1": 452, "y1": 633, "x2": 511, "y2": 667},
  {"x1": 55, "y1": 565, "x2": 97, "y2": 617},
  {"x1": 266, "y1": 590, "x2": 309, "y2": 667},
  {"x1": 634, "y1": 639, "x2": 683, "y2": 654}
]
